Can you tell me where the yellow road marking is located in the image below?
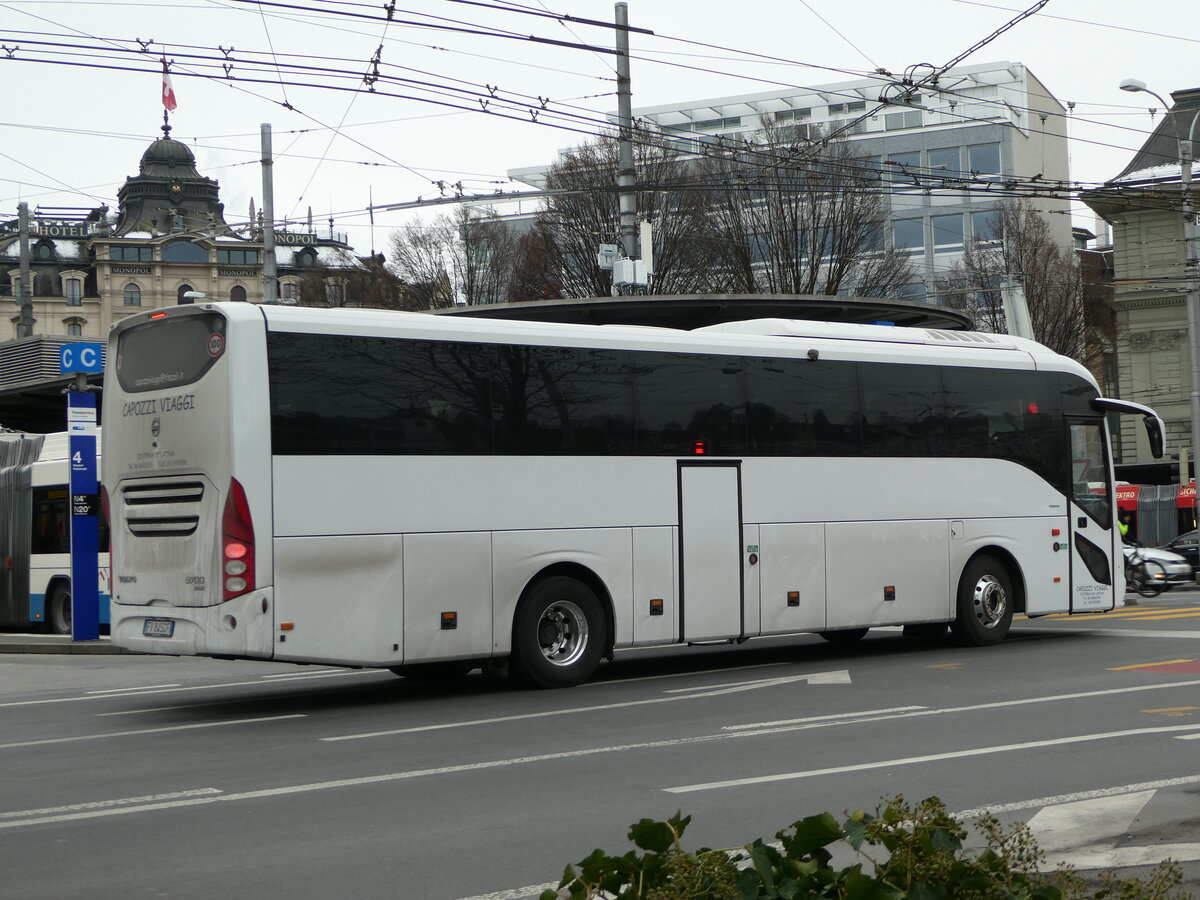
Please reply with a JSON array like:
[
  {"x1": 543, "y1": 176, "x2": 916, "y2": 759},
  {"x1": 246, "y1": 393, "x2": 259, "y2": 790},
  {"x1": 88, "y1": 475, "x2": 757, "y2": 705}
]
[
  {"x1": 1125, "y1": 612, "x2": 1200, "y2": 621},
  {"x1": 927, "y1": 663, "x2": 963, "y2": 670},
  {"x1": 1142, "y1": 707, "x2": 1199, "y2": 717},
  {"x1": 1108, "y1": 660, "x2": 1195, "y2": 671}
]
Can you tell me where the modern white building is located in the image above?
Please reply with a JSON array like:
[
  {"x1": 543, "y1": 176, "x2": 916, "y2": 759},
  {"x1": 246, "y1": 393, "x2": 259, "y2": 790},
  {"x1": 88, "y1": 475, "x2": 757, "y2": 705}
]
[{"x1": 509, "y1": 60, "x2": 1071, "y2": 303}]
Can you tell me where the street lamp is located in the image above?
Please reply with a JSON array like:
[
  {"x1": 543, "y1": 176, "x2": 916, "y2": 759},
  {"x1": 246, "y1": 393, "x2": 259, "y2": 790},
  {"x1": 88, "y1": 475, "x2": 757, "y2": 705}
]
[{"x1": 1120, "y1": 79, "x2": 1200, "y2": 546}]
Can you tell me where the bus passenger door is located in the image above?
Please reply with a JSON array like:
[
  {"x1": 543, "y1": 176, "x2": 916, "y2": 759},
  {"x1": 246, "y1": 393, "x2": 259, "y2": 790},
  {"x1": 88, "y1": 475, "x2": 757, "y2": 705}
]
[
  {"x1": 1068, "y1": 418, "x2": 1117, "y2": 612},
  {"x1": 678, "y1": 461, "x2": 744, "y2": 642}
]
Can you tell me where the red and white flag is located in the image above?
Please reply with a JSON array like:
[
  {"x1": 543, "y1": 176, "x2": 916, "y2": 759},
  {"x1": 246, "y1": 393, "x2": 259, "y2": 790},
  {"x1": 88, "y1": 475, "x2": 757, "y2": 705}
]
[{"x1": 161, "y1": 57, "x2": 178, "y2": 112}]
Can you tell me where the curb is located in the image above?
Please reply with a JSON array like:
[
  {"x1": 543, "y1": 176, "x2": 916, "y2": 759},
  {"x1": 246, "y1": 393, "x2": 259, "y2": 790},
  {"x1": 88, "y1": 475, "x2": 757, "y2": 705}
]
[{"x1": 0, "y1": 636, "x2": 133, "y2": 655}]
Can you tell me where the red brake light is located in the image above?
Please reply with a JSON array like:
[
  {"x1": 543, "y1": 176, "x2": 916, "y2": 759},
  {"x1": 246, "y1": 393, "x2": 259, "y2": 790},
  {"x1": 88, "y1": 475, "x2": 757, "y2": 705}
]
[{"x1": 222, "y1": 478, "x2": 255, "y2": 601}]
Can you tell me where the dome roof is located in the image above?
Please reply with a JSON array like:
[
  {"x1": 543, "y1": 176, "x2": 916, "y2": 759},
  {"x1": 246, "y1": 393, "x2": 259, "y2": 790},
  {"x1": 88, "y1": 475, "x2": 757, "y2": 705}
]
[{"x1": 138, "y1": 136, "x2": 202, "y2": 180}]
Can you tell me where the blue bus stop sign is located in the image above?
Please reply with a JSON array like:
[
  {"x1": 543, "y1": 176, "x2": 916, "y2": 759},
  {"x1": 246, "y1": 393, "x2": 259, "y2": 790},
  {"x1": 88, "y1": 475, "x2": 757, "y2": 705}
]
[
  {"x1": 60, "y1": 343, "x2": 104, "y2": 375},
  {"x1": 68, "y1": 392, "x2": 100, "y2": 642}
]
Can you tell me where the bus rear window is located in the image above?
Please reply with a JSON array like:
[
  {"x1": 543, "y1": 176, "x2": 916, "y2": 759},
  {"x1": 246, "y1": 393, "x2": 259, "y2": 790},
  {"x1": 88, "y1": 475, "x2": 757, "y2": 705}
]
[{"x1": 116, "y1": 312, "x2": 226, "y2": 393}]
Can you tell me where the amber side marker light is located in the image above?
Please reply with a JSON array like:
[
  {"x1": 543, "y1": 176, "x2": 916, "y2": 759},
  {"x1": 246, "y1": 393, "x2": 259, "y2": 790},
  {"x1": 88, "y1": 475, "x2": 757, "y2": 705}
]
[{"x1": 280, "y1": 622, "x2": 295, "y2": 631}]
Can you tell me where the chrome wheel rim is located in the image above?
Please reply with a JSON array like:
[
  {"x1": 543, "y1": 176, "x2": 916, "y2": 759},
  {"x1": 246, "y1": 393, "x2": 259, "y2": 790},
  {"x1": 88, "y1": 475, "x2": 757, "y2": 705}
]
[
  {"x1": 537, "y1": 600, "x2": 589, "y2": 667},
  {"x1": 972, "y1": 574, "x2": 1007, "y2": 628}
]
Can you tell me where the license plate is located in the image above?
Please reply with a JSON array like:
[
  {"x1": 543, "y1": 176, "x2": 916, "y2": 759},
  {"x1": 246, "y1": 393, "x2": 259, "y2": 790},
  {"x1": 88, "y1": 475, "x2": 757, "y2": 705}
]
[{"x1": 143, "y1": 618, "x2": 175, "y2": 638}]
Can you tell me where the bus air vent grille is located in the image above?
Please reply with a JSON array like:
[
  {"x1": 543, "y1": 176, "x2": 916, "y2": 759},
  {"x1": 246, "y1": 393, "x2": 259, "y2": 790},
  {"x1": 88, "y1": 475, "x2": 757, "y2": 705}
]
[
  {"x1": 924, "y1": 329, "x2": 1002, "y2": 344},
  {"x1": 122, "y1": 481, "x2": 204, "y2": 537}
]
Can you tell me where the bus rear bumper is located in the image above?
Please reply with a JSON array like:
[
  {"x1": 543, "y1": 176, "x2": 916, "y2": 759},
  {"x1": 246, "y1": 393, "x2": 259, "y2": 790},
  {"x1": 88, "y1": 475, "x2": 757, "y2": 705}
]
[{"x1": 110, "y1": 589, "x2": 274, "y2": 659}]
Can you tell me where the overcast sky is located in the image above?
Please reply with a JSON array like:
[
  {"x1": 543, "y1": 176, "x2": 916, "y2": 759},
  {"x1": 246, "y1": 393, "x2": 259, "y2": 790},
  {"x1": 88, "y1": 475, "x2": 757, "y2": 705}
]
[{"x1": 2, "y1": 0, "x2": 1195, "y2": 252}]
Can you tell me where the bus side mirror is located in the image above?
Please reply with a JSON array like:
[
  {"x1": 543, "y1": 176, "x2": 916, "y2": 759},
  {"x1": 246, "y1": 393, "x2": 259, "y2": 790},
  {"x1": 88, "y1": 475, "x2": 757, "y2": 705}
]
[{"x1": 1143, "y1": 414, "x2": 1164, "y2": 459}]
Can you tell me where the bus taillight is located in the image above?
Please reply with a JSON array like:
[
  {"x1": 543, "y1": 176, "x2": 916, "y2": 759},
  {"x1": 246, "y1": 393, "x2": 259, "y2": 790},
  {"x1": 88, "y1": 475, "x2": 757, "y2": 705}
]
[{"x1": 222, "y1": 478, "x2": 255, "y2": 601}]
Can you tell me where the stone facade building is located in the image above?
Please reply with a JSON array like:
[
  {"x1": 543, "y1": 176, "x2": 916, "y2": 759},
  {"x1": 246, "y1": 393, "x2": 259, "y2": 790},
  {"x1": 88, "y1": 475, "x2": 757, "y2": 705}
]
[
  {"x1": 1083, "y1": 88, "x2": 1200, "y2": 470},
  {"x1": 0, "y1": 125, "x2": 366, "y2": 430}
]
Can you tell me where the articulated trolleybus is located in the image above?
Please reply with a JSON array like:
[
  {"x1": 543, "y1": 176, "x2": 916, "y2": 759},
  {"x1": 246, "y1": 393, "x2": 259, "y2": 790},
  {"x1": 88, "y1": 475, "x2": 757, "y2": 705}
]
[{"x1": 102, "y1": 303, "x2": 1163, "y2": 687}]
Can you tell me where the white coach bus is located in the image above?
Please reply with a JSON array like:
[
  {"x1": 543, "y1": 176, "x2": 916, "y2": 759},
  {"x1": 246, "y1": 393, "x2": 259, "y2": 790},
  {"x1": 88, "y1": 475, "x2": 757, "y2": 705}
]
[{"x1": 101, "y1": 303, "x2": 1162, "y2": 687}]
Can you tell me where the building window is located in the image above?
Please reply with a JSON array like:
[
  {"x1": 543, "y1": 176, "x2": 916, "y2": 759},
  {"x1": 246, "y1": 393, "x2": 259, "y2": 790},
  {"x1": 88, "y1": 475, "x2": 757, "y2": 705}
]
[
  {"x1": 884, "y1": 110, "x2": 923, "y2": 131},
  {"x1": 66, "y1": 323, "x2": 82, "y2": 336},
  {"x1": 775, "y1": 107, "x2": 811, "y2": 122},
  {"x1": 893, "y1": 219, "x2": 924, "y2": 254},
  {"x1": 972, "y1": 210, "x2": 1001, "y2": 242},
  {"x1": 932, "y1": 214, "x2": 964, "y2": 251},
  {"x1": 230, "y1": 285, "x2": 247, "y2": 302},
  {"x1": 177, "y1": 283, "x2": 196, "y2": 304},
  {"x1": 281, "y1": 282, "x2": 299, "y2": 304},
  {"x1": 884, "y1": 151, "x2": 921, "y2": 183},
  {"x1": 217, "y1": 248, "x2": 259, "y2": 265},
  {"x1": 64, "y1": 278, "x2": 83, "y2": 306},
  {"x1": 110, "y1": 246, "x2": 153, "y2": 261},
  {"x1": 927, "y1": 147, "x2": 961, "y2": 176},
  {"x1": 326, "y1": 281, "x2": 345, "y2": 307},
  {"x1": 35, "y1": 242, "x2": 55, "y2": 261},
  {"x1": 827, "y1": 100, "x2": 866, "y2": 114},
  {"x1": 163, "y1": 241, "x2": 209, "y2": 263},
  {"x1": 968, "y1": 143, "x2": 1002, "y2": 177},
  {"x1": 123, "y1": 283, "x2": 141, "y2": 306}
]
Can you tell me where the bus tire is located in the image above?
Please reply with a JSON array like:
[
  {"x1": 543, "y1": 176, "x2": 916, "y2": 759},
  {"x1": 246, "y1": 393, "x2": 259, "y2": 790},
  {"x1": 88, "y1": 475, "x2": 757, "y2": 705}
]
[
  {"x1": 511, "y1": 576, "x2": 606, "y2": 689},
  {"x1": 951, "y1": 555, "x2": 1013, "y2": 646},
  {"x1": 388, "y1": 662, "x2": 475, "y2": 682},
  {"x1": 47, "y1": 582, "x2": 71, "y2": 635},
  {"x1": 818, "y1": 627, "x2": 868, "y2": 644}
]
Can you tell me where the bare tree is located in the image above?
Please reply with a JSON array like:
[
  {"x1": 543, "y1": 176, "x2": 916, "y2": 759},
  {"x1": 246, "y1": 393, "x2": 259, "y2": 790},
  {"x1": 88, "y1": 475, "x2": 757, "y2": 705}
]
[
  {"x1": 537, "y1": 128, "x2": 716, "y2": 297},
  {"x1": 388, "y1": 215, "x2": 457, "y2": 309},
  {"x1": 698, "y1": 121, "x2": 914, "y2": 297},
  {"x1": 936, "y1": 200, "x2": 1084, "y2": 360}
]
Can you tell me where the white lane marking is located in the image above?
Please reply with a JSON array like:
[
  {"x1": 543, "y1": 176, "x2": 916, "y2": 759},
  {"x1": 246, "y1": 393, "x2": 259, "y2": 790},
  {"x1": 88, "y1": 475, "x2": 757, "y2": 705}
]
[
  {"x1": 1026, "y1": 791, "x2": 1155, "y2": 852},
  {"x1": 722, "y1": 706, "x2": 927, "y2": 730},
  {"x1": 954, "y1": 774, "x2": 1200, "y2": 818},
  {"x1": 724, "y1": 679, "x2": 1200, "y2": 733},
  {"x1": 1051, "y1": 844, "x2": 1200, "y2": 868},
  {"x1": 321, "y1": 671, "x2": 850, "y2": 742},
  {"x1": 0, "y1": 714, "x2": 305, "y2": 750},
  {"x1": 1178, "y1": 732, "x2": 1200, "y2": 740},
  {"x1": 0, "y1": 734, "x2": 745, "y2": 830},
  {"x1": 85, "y1": 684, "x2": 181, "y2": 694},
  {"x1": 665, "y1": 724, "x2": 1200, "y2": 793},
  {"x1": 453, "y1": 778, "x2": 1200, "y2": 900},
  {"x1": 0, "y1": 669, "x2": 390, "y2": 709},
  {"x1": 260, "y1": 669, "x2": 354, "y2": 678},
  {"x1": 0, "y1": 789, "x2": 223, "y2": 820},
  {"x1": 579, "y1": 661, "x2": 794, "y2": 688},
  {"x1": 663, "y1": 671, "x2": 851, "y2": 694}
]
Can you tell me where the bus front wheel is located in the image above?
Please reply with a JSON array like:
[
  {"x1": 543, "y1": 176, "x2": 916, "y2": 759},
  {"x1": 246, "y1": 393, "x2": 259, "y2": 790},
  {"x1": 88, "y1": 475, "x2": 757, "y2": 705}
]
[
  {"x1": 511, "y1": 576, "x2": 606, "y2": 688},
  {"x1": 951, "y1": 555, "x2": 1013, "y2": 646},
  {"x1": 47, "y1": 582, "x2": 71, "y2": 635}
]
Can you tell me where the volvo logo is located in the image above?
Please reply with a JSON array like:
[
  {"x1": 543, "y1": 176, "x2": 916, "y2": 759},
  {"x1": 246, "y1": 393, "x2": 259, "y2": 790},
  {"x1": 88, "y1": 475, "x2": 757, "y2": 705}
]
[{"x1": 151, "y1": 417, "x2": 161, "y2": 438}]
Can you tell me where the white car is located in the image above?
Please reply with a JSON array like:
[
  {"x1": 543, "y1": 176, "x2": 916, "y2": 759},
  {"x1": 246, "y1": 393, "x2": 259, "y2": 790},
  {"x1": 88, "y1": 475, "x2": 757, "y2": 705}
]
[{"x1": 1123, "y1": 542, "x2": 1192, "y2": 587}]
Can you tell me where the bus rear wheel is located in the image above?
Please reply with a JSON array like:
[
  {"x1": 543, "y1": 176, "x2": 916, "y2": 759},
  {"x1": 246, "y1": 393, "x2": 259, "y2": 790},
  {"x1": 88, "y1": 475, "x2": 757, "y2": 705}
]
[
  {"x1": 511, "y1": 576, "x2": 606, "y2": 688},
  {"x1": 47, "y1": 583, "x2": 71, "y2": 635},
  {"x1": 951, "y1": 555, "x2": 1013, "y2": 646}
]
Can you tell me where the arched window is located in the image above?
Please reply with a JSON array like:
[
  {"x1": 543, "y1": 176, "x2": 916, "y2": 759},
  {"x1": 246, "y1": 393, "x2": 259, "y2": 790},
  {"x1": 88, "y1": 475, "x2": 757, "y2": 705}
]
[
  {"x1": 66, "y1": 323, "x2": 82, "y2": 337},
  {"x1": 281, "y1": 282, "x2": 299, "y2": 304},
  {"x1": 177, "y1": 284, "x2": 195, "y2": 304},
  {"x1": 123, "y1": 283, "x2": 141, "y2": 307},
  {"x1": 230, "y1": 285, "x2": 247, "y2": 302},
  {"x1": 64, "y1": 277, "x2": 83, "y2": 306}
]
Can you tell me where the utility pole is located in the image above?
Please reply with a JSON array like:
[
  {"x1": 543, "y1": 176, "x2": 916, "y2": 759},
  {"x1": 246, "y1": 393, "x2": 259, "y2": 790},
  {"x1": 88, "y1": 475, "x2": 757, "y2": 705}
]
[
  {"x1": 615, "y1": 2, "x2": 637, "y2": 262},
  {"x1": 261, "y1": 124, "x2": 278, "y2": 304},
  {"x1": 17, "y1": 203, "x2": 33, "y2": 337}
]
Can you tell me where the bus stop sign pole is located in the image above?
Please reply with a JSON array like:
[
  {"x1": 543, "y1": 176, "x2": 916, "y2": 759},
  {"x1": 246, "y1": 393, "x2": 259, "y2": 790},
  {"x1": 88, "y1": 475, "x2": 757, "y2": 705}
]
[{"x1": 62, "y1": 343, "x2": 103, "y2": 642}]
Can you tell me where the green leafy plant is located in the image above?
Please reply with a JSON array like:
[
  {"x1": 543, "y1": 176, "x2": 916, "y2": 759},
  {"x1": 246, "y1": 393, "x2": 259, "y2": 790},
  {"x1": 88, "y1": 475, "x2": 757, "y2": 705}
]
[{"x1": 539, "y1": 796, "x2": 1187, "y2": 900}]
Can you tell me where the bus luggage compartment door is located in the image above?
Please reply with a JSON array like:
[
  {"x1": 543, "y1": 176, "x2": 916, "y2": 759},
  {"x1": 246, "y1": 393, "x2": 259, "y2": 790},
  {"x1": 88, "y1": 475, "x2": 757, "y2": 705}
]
[{"x1": 678, "y1": 461, "x2": 743, "y2": 642}]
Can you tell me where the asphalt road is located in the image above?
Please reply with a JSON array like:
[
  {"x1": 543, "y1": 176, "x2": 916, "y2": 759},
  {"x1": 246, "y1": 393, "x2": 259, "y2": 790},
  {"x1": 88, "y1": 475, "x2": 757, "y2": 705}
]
[{"x1": 2, "y1": 594, "x2": 1199, "y2": 900}]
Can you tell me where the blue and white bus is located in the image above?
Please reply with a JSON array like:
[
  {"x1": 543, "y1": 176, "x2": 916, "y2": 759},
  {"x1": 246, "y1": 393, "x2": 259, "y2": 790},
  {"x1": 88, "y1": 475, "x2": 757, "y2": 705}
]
[
  {"x1": 101, "y1": 303, "x2": 1162, "y2": 686},
  {"x1": 0, "y1": 431, "x2": 110, "y2": 633}
]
